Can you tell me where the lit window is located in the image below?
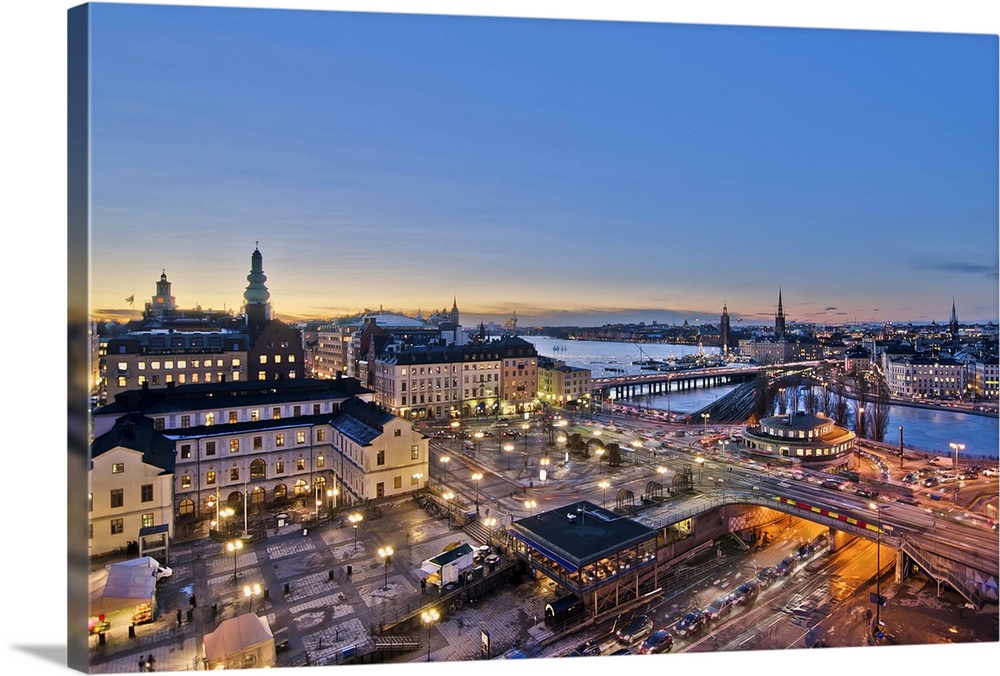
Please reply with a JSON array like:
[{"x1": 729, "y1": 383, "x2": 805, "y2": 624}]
[
  {"x1": 141, "y1": 513, "x2": 155, "y2": 528},
  {"x1": 206, "y1": 471, "x2": 216, "y2": 485},
  {"x1": 276, "y1": 434, "x2": 285, "y2": 447},
  {"x1": 296, "y1": 458, "x2": 305, "y2": 471},
  {"x1": 112, "y1": 463, "x2": 125, "y2": 474},
  {"x1": 316, "y1": 455, "x2": 325, "y2": 468},
  {"x1": 110, "y1": 519, "x2": 124, "y2": 535},
  {"x1": 230, "y1": 439, "x2": 240, "y2": 453},
  {"x1": 230, "y1": 468, "x2": 240, "y2": 481},
  {"x1": 296, "y1": 431, "x2": 306, "y2": 444},
  {"x1": 181, "y1": 475, "x2": 192, "y2": 488}
]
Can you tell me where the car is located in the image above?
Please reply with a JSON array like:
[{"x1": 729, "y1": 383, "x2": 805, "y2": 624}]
[
  {"x1": 704, "y1": 594, "x2": 736, "y2": 621},
  {"x1": 794, "y1": 543, "x2": 814, "y2": 561},
  {"x1": 982, "y1": 468, "x2": 998, "y2": 477},
  {"x1": 922, "y1": 476, "x2": 939, "y2": 487},
  {"x1": 154, "y1": 565, "x2": 173, "y2": 582},
  {"x1": 616, "y1": 614, "x2": 654, "y2": 644},
  {"x1": 608, "y1": 648, "x2": 632, "y2": 656},
  {"x1": 821, "y1": 479, "x2": 843, "y2": 491},
  {"x1": 938, "y1": 474, "x2": 957, "y2": 484},
  {"x1": 958, "y1": 471, "x2": 978, "y2": 480},
  {"x1": 756, "y1": 567, "x2": 777, "y2": 588},
  {"x1": 733, "y1": 580, "x2": 760, "y2": 606},
  {"x1": 856, "y1": 487, "x2": 879, "y2": 499},
  {"x1": 673, "y1": 610, "x2": 706, "y2": 637},
  {"x1": 564, "y1": 640, "x2": 601, "y2": 657},
  {"x1": 775, "y1": 556, "x2": 795, "y2": 577},
  {"x1": 639, "y1": 629, "x2": 674, "y2": 654}
]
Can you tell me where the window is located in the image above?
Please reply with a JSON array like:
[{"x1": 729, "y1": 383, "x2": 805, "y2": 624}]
[
  {"x1": 313, "y1": 404, "x2": 321, "y2": 415},
  {"x1": 250, "y1": 459, "x2": 266, "y2": 478},
  {"x1": 181, "y1": 475, "x2": 192, "y2": 488},
  {"x1": 316, "y1": 429, "x2": 326, "y2": 442},
  {"x1": 141, "y1": 513, "x2": 155, "y2": 528},
  {"x1": 275, "y1": 461, "x2": 285, "y2": 475},
  {"x1": 316, "y1": 455, "x2": 325, "y2": 468},
  {"x1": 376, "y1": 450, "x2": 386, "y2": 466},
  {"x1": 272, "y1": 407, "x2": 281, "y2": 420},
  {"x1": 230, "y1": 438, "x2": 240, "y2": 453},
  {"x1": 205, "y1": 412, "x2": 215, "y2": 426},
  {"x1": 89, "y1": 493, "x2": 93, "y2": 511},
  {"x1": 293, "y1": 405, "x2": 301, "y2": 417},
  {"x1": 251, "y1": 409, "x2": 260, "y2": 422},
  {"x1": 257, "y1": 371, "x2": 266, "y2": 381},
  {"x1": 411, "y1": 445, "x2": 420, "y2": 461},
  {"x1": 112, "y1": 462, "x2": 124, "y2": 474},
  {"x1": 275, "y1": 433, "x2": 285, "y2": 447},
  {"x1": 141, "y1": 484, "x2": 153, "y2": 502},
  {"x1": 230, "y1": 468, "x2": 240, "y2": 481},
  {"x1": 89, "y1": 524, "x2": 93, "y2": 540},
  {"x1": 110, "y1": 489, "x2": 123, "y2": 508},
  {"x1": 393, "y1": 428, "x2": 401, "y2": 437},
  {"x1": 296, "y1": 458, "x2": 305, "y2": 471},
  {"x1": 206, "y1": 471, "x2": 216, "y2": 485},
  {"x1": 117, "y1": 376, "x2": 127, "y2": 388},
  {"x1": 410, "y1": 474, "x2": 420, "y2": 486},
  {"x1": 260, "y1": 355, "x2": 268, "y2": 364},
  {"x1": 181, "y1": 415, "x2": 191, "y2": 428},
  {"x1": 275, "y1": 355, "x2": 282, "y2": 364},
  {"x1": 253, "y1": 436, "x2": 263, "y2": 450},
  {"x1": 206, "y1": 441, "x2": 217, "y2": 456},
  {"x1": 110, "y1": 519, "x2": 124, "y2": 535},
  {"x1": 394, "y1": 476, "x2": 402, "y2": 489},
  {"x1": 296, "y1": 431, "x2": 306, "y2": 444}
]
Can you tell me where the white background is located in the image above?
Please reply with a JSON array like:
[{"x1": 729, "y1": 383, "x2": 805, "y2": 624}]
[{"x1": 2, "y1": 1, "x2": 997, "y2": 675}]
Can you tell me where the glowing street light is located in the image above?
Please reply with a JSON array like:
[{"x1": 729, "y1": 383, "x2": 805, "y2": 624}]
[
  {"x1": 949, "y1": 442, "x2": 965, "y2": 471},
  {"x1": 378, "y1": 546, "x2": 394, "y2": 591},
  {"x1": 503, "y1": 442, "x2": 514, "y2": 470},
  {"x1": 869, "y1": 502, "x2": 890, "y2": 642},
  {"x1": 595, "y1": 447, "x2": 606, "y2": 472},
  {"x1": 694, "y1": 456, "x2": 705, "y2": 486},
  {"x1": 412, "y1": 472, "x2": 424, "y2": 494},
  {"x1": 701, "y1": 412, "x2": 710, "y2": 433},
  {"x1": 482, "y1": 517, "x2": 497, "y2": 546},
  {"x1": 539, "y1": 455, "x2": 550, "y2": 484},
  {"x1": 524, "y1": 499, "x2": 537, "y2": 517},
  {"x1": 243, "y1": 583, "x2": 262, "y2": 614},
  {"x1": 226, "y1": 538, "x2": 244, "y2": 584},
  {"x1": 598, "y1": 480, "x2": 610, "y2": 508},
  {"x1": 421, "y1": 608, "x2": 440, "y2": 662},
  {"x1": 474, "y1": 430, "x2": 484, "y2": 454},
  {"x1": 521, "y1": 422, "x2": 530, "y2": 452},
  {"x1": 348, "y1": 512, "x2": 363, "y2": 550}
]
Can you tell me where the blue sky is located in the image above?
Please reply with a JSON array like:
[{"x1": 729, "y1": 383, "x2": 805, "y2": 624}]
[{"x1": 87, "y1": 3, "x2": 999, "y2": 326}]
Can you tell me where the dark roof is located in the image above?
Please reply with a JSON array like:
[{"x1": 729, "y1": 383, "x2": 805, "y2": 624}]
[
  {"x1": 91, "y1": 415, "x2": 176, "y2": 473},
  {"x1": 98, "y1": 378, "x2": 369, "y2": 417},
  {"x1": 760, "y1": 411, "x2": 832, "y2": 431},
  {"x1": 509, "y1": 501, "x2": 657, "y2": 571}
]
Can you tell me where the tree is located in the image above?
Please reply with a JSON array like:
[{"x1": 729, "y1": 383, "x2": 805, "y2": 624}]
[{"x1": 870, "y1": 375, "x2": 892, "y2": 443}]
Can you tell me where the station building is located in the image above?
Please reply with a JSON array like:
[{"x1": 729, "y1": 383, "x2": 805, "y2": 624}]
[{"x1": 741, "y1": 411, "x2": 855, "y2": 468}]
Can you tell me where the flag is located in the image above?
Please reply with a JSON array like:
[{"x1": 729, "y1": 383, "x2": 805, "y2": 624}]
[{"x1": 125, "y1": 295, "x2": 134, "y2": 304}]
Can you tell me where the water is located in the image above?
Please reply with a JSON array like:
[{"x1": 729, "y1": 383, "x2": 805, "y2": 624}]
[{"x1": 522, "y1": 335, "x2": 999, "y2": 460}]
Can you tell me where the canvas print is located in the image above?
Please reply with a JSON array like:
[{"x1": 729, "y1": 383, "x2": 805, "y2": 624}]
[{"x1": 71, "y1": 2, "x2": 999, "y2": 673}]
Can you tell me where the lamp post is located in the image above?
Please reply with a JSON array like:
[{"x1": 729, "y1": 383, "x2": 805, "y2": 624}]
[
  {"x1": 524, "y1": 499, "x2": 537, "y2": 517},
  {"x1": 412, "y1": 472, "x2": 424, "y2": 494},
  {"x1": 378, "y1": 546, "x2": 394, "y2": 591},
  {"x1": 898, "y1": 426, "x2": 904, "y2": 469},
  {"x1": 243, "y1": 583, "x2": 261, "y2": 614},
  {"x1": 482, "y1": 517, "x2": 497, "y2": 546},
  {"x1": 608, "y1": 392, "x2": 616, "y2": 426},
  {"x1": 472, "y1": 472, "x2": 483, "y2": 514},
  {"x1": 348, "y1": 512, "x2": 363, "y2": 550},
  {"x1": 220, "y1": 506, "x2": 235, "y2": 539},
  {"x1": 474, "y1": 431, "x2": 484, "y2": 455},
  {"x1": 870, "y1": 502, "x2": 890, "y2": 642},
  {"x1": 718, "y1": 439, "x2": 730, "y2": 460},
  {"x1": 503, "y1": 442, "x2": 514, "y2": 470},
  {"x1": 522, "y1": 423, "x2": 530, "y2": 453},
  {"x1": 421, "y1": 608, "x2": 440, "y2": 662},
  {"x1": 598, "y1": 480, "x2": 610, "y2": 508},
  {"x1": 701, "y1": 412, "x2": 710, "y2": 433},
  {"x1": 539, "y1": 455, "x2": 550, "y2": 485},
  {"x1": 442, "y1": 492, "x2": 454, "y2": 525},
  {"x1": 949, "y1": 442, "x2": 964, "y2": 472},
  {"x1": 694, "y1": 456, "x2": 705, "y2": 486},
  {"x1": 226, "y1": 538, "x2": 244, "y2": 584},
  {"x1": 595, "y1": 447, "x2": 605, "y2": 472},
  {"x1": 450, "y1": 420, "x2": 460, "y2": 449}
]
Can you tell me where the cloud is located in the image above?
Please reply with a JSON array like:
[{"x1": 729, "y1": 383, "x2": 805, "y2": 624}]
[
  {"x1": 922, "y1": 261, "x2": 999, "y2": 279},
  {"x1": 824, "y1": 306, "x2": 837, "y2": 311}
]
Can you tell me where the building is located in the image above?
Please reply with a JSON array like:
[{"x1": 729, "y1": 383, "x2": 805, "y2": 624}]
[
  {"x1": 720, "y1": 303, "x2": 732, "y2": 357},
  {"x1": 971, "y1": 357, "x2": 999, "y2": 401},
  {"x1": 843, "y1": 345, "x2": 871, "y2": 374},
  {"x1": 495, "y1": 336, "x2": 539, "y2": 415},
  {"x1": 90, "y1": 378, "x2": 428, "y2": 551},
  {"x1": 742, "y1": 411, "x2": 856, "y2": 468},
  {"x1": 537, "y1": 357, "x2": 593, "y2": 408},
  {"x1": 89, "y1": 415, "x2": 176, "y2": 556},
  {"x1": 884, "y1": 355, "x2": 967, "y2": 400}
]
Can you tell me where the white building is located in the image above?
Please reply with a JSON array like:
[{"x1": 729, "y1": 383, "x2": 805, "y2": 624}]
[{"x1": 884, "y1": 355, "x2": 967, "y2": 400}]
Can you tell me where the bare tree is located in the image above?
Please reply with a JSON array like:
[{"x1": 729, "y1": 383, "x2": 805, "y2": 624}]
[
  {"x1": 852, "y1": 372, "x2": 871, "y2": 439},
  {"x1": 870, "y1": 375, "x2": 892, "y2": 443},
  {"x1": 832, "y1": 379, "x2": 850, "y2": 427},
  {"x1": 753, "y1": 375, "x2": 771, "y2": 422}
]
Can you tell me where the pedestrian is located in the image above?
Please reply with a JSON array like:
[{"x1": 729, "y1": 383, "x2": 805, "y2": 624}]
[
  {"x1": 176, "y1": 608, "x2": 182, "y2": 626},
  {"x1": 420, "y1": 578, "x2": 427, "y2": 594},
  {"x1": 138, "y1": 657, "x2": 145, "y2": 672},
  {"x1": 147, "y1": 654, "x2": 155, "y2": 672},
  {"x1": 189, "y1": 594, "x2": 197, "y2": 608}
]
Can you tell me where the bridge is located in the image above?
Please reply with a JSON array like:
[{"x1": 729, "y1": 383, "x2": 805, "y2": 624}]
[{"x1": 592, "y1": 365, "x2": 761, "y2": 401}]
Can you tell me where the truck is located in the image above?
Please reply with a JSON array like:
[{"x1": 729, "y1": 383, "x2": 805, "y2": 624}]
[
  {"x1": 928, "y1": 456, "x2": 954, "y2": 468},
  {"x1": 420, "y1": 542, "x2": 475, "y2": 587}
]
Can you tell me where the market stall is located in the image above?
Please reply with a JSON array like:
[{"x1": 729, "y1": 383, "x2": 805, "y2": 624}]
[
  {"x1": 203, "y1": 613, "x2": 276, "y2": 670},
  {"x1": 88, "y1": 559, "x2": 158, "y2": 639}
]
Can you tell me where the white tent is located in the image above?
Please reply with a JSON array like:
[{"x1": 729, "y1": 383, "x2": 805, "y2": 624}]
[
  {"x1": 89, "y1": 560, "x2": 157, "y2": 615},
  {"x1": 203, "y1": 613, "x2": 276, "y2": 670}
]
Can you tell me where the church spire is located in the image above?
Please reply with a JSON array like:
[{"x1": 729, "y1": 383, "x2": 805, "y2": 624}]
[
  {"x1": 775, "y1": 288, "x2": 786, "y2": 339},
  {"x1": 243, "y1": 242, "x2": 271, "y2": 330}
]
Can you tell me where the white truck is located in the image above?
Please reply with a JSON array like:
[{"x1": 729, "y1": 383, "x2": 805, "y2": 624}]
[
  {"x1": 420, "y1": 542, "x2": 475, "y2": 587},
  {"x1": 928, "y1": 456, "x2": 954, "y2": 468}
]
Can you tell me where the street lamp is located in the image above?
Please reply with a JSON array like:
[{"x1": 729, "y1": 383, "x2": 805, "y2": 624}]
[
  {"x1": 718, "y1": 439, "x2": 730, "y2": 460},
  {"x1": 412, "y1": 473, "x2": 424, "y2": 494},
  {"x1": 524, "y1": 499, "x2": 537, "y2": 517},
  {"x1": 421, "y1": 608, "x2": 440, "y2": 662},
  {"x1": 472, "y1": 472, "x2": 483, "y2": 513},
  {"x1": 898, "y1": 426, "x2": 904, "y2": 469},
  {"x1": 694, "y1": 456, "x2": 705, "y2": 486},
  {"x1": 521, "y1": 423, "x2": 530, "y2": 452},
  {"x1": 219, "y1": 506, "x2": 235, "y2": 539},
  {"x1": 701, "y1": 412, "x2": 710, "y2": 433},
  {"x1": 609, "y1": 392, "x2": 616, "y2": 426},
  {"x1": 539, "y1": 455, "x2": 550, "y2": 484},
  {"x1": 949, "y1": 442, "x2": 965, "y2": 471},
  {"x1": 378, "y1": 546, "x2": 394, "y2": 591},
  {"x1": 598, "y1": 480, "x2": 610, "y2": 508},
  {"x1": 442, "y1": 492, "x2": 454, "y2": 525},
  {"x1": 348, "y1": 512, "x2": 363, "y2": 550},
  {"x1": 226, "y1": 538, "x2": 244, "y2": 584},
  {"x1": 450, "y1": 420, "x2": 460, "y2": 448},
  {"x1": 474, "y1": 431, "x2": 484, "y2": 455},
  {"x1": 869, "y1": 502, "x2": 890, "y2": 642},
  {"x1": 242, "y1": 583, "x2": 261, "y2": 614},
  {"x1": 503, "y1": 442, "x2": 514, "y2": 470},
  {"x1": 482, "y1": 517, "x2": 497, "y2": 546},
  {"x1": 595, "y1": 447, "x2": 605, "y2": 472}
]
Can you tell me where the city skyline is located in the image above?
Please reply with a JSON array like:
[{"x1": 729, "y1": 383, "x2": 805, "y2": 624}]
[{"x1": 86, "y1": 4, "x2": 999, "y2": 326}]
